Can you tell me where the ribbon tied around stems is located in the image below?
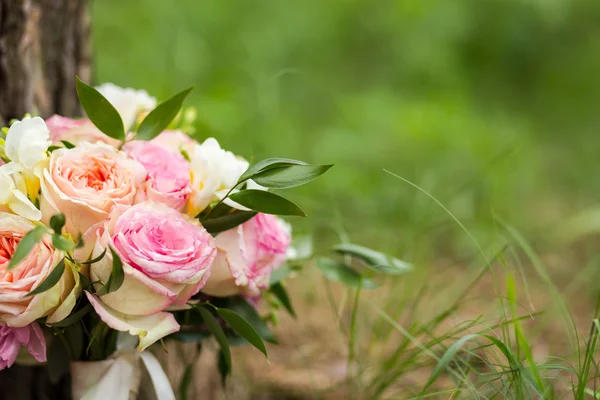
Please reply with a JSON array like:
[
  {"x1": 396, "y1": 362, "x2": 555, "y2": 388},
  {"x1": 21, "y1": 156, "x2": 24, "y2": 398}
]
[{"x1": 71, "y1": 333, "x2": 175, "y2": 400}]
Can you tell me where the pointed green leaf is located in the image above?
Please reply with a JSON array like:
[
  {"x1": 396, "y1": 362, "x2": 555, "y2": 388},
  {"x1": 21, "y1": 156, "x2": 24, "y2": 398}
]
[
  {"x1": 252, "y1": 164, "x2": 333, "y2": 189},
  {"x1": 80, "y1": 248, "x2": 107, "y2": 265},
  {"x1": 8, "y1": 225, "x2": 48, "y2": 270},
  {"x1": 270, "y1": 282, "x2": 296, "y2": 317},
  {"x1": 78, "y1": 271, "x2": 91, "y2": 291},
  {"x1": 197, "y1": 306, "x2": 231, "y2": 370},
  {"x1": 316, "y1": 258, "x2": 378, "y2": 289},
  {"x1": 26, "y1": 258, "x2": 66, "y2": 296},
  {"x1": 269, "y1": 264, "x2": 293, "y2": 285},
  {"x1": 136, "y1": 87, "x2": 193, "y2": 140},
  {"x1": 202, "y1": 211, "x2": 257, "y2": 235},
  {"x1": 225, "y1": 297, "x2": 276, "y2": 344},
  {"x1": 216, "y1": 308, "x2": 268, "y2": 358},
  {"x1": 228, "y1": 190, "x2": 306, "y2": 217},
  {"x1": 47, "y1": 332, "x2": 70, "y2": 383},
  {"x1": 239, "y1": 158, "x2": 308, "y2": 183},
  {"x1": 333, "y1": 243, "x2": 412, "y2": 275},
  {"x1": 60, "y1": 140, "x2": 75, "y2": 149},
  {"x1": 48, "y1": 303, "x2": 92, "y2": 328},
  {"x1": 217, "y1": 348, "x2": 230, "y2": 387},
  {"x1": 95, "y1": 247, "x2": 124, "y2": 295},
  {"x1": 49, "y1": 213, "x2": 66, "y2": 233},
  {"x1": 76, "y1": 77, "x2": 125, "y2": 141},
  {"x1": 52, "y1": 234, "x2": 76, "y2": 252}
]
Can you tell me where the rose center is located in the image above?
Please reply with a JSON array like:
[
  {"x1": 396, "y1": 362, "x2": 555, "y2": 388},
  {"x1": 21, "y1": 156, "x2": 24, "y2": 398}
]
[
  {"x1": 0, "y1": 233, "x2": 23, "y2": 282},
  {"x1": 62, "y1": 157, "x2": 116, "y2": 191}
]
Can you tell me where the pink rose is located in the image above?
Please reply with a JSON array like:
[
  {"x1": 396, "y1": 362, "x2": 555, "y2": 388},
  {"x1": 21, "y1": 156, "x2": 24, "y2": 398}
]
[
  {"x1": 202, "y1": 213, "x2": 291, "y2": 297},
  {"x1": 0, "y1": 323, "x2": 46, "y2": 370},
  {"x1": 123, "y1": 141, "x2": 191, "y2": 211},
  {"x1": 0, "y1": 213, "x2": 79, "y2": 327},
  {"x1": 39, "y1": 142, "x2": 146, "y2": 235},
  {"x1": 45, "y1": 115, "x2": 120, "y2": 147},
  {"x1": 86, "y1": 201, "x2": 216, "y2": 350},
  {"x1": 151, "y1": 130, "x2": 196, "y2": 155}
]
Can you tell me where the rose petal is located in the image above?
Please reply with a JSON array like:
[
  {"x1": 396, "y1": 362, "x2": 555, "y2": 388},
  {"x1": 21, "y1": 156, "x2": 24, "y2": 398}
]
[{"x1": 86, "y1": 292, "x2": 179, "y2": 352}]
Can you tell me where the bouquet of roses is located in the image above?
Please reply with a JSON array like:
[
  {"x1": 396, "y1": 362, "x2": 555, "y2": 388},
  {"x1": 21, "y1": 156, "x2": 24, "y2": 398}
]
[{"x1": 0, "y1": 78, "x2": 410, "y2": 399}]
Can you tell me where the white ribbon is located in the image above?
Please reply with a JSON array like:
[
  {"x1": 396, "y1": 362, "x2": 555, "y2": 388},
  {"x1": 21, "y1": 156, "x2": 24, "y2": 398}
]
[{"x1": 71, "y1": 333, "x2": 175, "y2": 400}]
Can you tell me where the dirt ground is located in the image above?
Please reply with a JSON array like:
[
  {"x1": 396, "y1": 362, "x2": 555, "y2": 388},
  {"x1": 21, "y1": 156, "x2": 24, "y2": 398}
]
[{"x1": 158, "y1": 253, "x2": 600, "y2": 400}]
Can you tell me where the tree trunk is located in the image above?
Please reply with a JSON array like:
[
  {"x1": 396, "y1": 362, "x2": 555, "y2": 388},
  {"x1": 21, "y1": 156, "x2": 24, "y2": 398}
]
[
  {"x1": 0, "y1": 1, "x2": 90, "y2": 398},
  {"x1": 0, "y1": 0, "x2": 91, "y2": 125}
]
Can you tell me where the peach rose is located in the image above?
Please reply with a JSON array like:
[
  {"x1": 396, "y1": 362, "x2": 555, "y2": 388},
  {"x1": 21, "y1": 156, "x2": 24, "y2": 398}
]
[
  {"x1": 45, "y1": 115, "x2": 120, "y2": 147},
  {"x1": 0, "y1": 213, "x2": 79, "y2": 327},
  {"x1": 86, "y1": 201, "x2": 216, "y2": 350},
  {"x1": 39, "y1": 142, "x2": 146, "y2": 236},
  {"x1": 202, "y1": 213, "x2": 291, "y2": 297},
  {"x1": 123, "y1": 141, "x2": 191, "y2": 211}
]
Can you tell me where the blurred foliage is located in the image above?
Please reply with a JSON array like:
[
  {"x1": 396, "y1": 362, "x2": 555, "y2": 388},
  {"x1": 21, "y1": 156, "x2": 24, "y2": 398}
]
[{"x1": 92, "y1": 0, "x2": 600, "y2": 259}]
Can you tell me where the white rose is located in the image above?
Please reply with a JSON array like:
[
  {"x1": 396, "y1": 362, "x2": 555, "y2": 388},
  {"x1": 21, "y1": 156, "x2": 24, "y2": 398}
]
[
  {"x1": 0, "y1": 164, "x2": 41, "y2": 221},
  {"x1": 4, "y1": 116, "x2": 50, "y2": 172},
  {"x1": 0, "y1": 116, "x2": 50, "y2": 220},
  {"x1": 187, "y1": 138, "x2": 249, "y2": 216},
  {"x1": 96, "y1": 83, "x2": 157, "y2": 129}
]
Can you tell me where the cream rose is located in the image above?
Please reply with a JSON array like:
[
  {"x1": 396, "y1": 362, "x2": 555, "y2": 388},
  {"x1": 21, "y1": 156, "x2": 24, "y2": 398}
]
[
  {"x1": 202, "y1": 213, "x2": 291, "y2": 297},
  {"x1": 0, "y1": 116, "x2": 51, "y2": 220},
  {"x1": 39, "y1": 142, "x2": 146, "y2": 236},
  {"x1": 187, "y1": 138, "x2": 249, "y2": 216},
  {"x1": 86, "y1": 201, "x2": 216, "y2": 350},
  {"x1": 0, "y1": 213, "x2": 79, "y2": 327},
  {"x1": 96, "y1": 83, "x2": 157, "y2": 130}
]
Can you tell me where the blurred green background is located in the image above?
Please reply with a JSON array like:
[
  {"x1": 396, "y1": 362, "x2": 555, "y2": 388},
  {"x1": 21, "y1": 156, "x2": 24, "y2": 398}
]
[{"x1": 92, "y1": 0, "x2": 600, "y2": 261}]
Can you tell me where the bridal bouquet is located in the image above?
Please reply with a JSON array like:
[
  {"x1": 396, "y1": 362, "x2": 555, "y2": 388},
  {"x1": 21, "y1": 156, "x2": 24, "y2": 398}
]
[{"x1": 0, "y1": 78, "x2": 409, "y2": 398}]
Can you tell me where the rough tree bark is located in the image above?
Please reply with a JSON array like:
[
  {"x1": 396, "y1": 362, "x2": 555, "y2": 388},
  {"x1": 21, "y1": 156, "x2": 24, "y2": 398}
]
[
  {"x1": 0, "y1": 1, "x2": 90, "y2": 399},
  {"x1": 0, "y1": 0, "x2": 91, "y2": 124}
]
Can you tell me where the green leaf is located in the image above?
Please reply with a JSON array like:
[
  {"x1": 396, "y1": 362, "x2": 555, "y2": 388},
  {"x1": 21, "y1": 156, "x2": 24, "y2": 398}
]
[
  {"x1": 217, "y1": 348, "x2": 230, "y2": 387},
  {"x1": 252, "y1": 164, "x2": 333, "y2": 189},
  {"x1": 171, "y1": 330, "x2": 211, "y2": 343},
  {"x1": 75, "y1": 234, "x2": 85, "y2": 249},
  {"x1": 95, "y1": 247, "x2": 124, "y2": 295},
  {"x1": 64, "y1": 323, "x2": 84, "y2": 360},
  {"x1": 136, "y1": 87, "x2": 193, "y2": 140},
  {"x1": 269, "y1": 264, "x2": 294, "y2": 285},
  {"x1": 316, "y1": 258, "x2": 378, "y2": 289},
  {"x1": 196, "y1": 307, "x2": 231, "y2": 370},
  {"x1": 225, "y1": 297, "x2": 276, "y2": 344},
  {"x1": 238, "y1": 158, "x2": 308, "y2": 183},
  {"x1": 48, "y1": 303, "x2": 92, "y2": 328},
  {"x1": 75, "y1": 77, "x2": 125, "y2": 141},
  {"x1": 60, "y1": 140, "x2": 75, "y2": 149},
  {"x1": 202, "y1": 211, "x2": 257, "y2": 235},
  {"x1": 216, "y1": 308, "x2": 268, "y2": 358},
  {"x1": 52, "y1": 234, "x2": 76, "y2": 252},
  {"x1": 80, "y1": 248, "x2": 107, "y2": 265},
  {"x1": 421, "y1": 334, "x2": 479, "y2": 394},
  {"x1": 333, "y1": 243, "x2": 412, "y2": 275},
  {"x1": 78, "y1": 271, "x2": 91, "y2": 291},
  {"x1": 47, "y1": 332, "x2": 70, "y2": 384},
  {"x1": 49, "y1": 213, "x2": 66, "y2": 234},
  {"x1": 26, "y1": 258, "x2": 66, "y2": 296},
  {"x1": 228, "y1": 190, "x2": 306, "y2": 217},
  {"x1": 47, "y1": 145, "x2": 62, "y2": 153},
  {"x1": 270, "y1": 282, "x2": 296, "y2": 317},
  {"x1": 8, "y1": 225, "x2": 48, "y2": 270},
  {"x1": 179, "y1": 345, "x2": 201, "y2": 400}
]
